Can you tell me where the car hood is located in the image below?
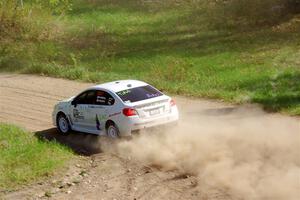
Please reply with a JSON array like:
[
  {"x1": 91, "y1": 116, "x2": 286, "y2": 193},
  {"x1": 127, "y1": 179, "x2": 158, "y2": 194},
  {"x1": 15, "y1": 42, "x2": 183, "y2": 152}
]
[{"x1": 61, "y1": 96, "x2": 75, "y2": 102}]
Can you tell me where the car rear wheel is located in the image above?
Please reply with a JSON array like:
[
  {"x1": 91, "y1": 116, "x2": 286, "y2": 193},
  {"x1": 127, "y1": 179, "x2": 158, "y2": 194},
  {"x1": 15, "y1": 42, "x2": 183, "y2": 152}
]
[
  {"x1": 106, "y1": 123, "x2": 119, "y2": 138},
  {"x1": 57, "y1": 114, "x2": 70, "y2": 134}
]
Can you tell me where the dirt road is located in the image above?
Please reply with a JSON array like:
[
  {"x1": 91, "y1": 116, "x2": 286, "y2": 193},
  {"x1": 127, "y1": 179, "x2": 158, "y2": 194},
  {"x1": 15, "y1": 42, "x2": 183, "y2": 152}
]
[{"x1": 0, "y1": 74, "x2": 299, "y2": 200}]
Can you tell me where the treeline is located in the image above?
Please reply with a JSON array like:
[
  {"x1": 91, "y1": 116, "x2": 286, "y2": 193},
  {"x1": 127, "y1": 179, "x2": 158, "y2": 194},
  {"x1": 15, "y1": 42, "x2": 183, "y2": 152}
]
[
  {"x1": 1, "y1": 0, "x2": 300, "y2": 39},
  {"x1": 0, "y1": 0, "x2": 72, "y2": 69},
  {"x1": 0, "y1": 0, "x2": 71, "y2": 40},
  {"x1": 212, "y1": 0, "x2": 300, "y2": 26},
  {"x1": 176, "y1": 0, "x2": 300, "y2": 29}
]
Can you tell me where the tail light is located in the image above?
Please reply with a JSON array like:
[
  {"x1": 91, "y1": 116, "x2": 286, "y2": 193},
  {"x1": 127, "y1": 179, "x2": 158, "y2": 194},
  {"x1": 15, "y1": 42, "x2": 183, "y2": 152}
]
[
  {"x1": 123, "y1": 108, "x2": 137, "y2": 116},
  {"x1": 170, "y1": 99, "x2": 176, "y2": 107}
]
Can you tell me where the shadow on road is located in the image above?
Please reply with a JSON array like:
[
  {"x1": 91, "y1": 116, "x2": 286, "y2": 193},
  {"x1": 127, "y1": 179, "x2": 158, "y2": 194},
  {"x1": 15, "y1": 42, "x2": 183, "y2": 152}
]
[
  {"x1": 35, "y1": 128, "x2": 105, "y2": 156},
  {"x1": 201, "y1": 107, "x2": 237, "y2": 116}
]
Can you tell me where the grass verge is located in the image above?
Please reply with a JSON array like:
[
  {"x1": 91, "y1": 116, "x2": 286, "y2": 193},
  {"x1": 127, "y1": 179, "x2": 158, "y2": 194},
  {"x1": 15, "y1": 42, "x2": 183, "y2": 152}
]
[{"x1": 0, "y1": 123, "x2": 73, "y2": 190}]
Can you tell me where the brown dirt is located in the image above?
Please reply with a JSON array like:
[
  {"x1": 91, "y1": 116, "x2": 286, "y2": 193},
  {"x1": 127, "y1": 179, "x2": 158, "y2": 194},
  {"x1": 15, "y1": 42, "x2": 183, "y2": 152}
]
[{"x1": 0, "y1": 73, "x2": 299, "y2": 200}]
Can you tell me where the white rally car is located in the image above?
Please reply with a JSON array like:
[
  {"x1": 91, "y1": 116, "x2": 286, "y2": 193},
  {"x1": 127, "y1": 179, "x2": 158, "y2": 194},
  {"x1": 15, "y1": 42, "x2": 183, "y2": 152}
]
[{"x1": 52, "y1": 80, "x2": 179, "y2": 138}]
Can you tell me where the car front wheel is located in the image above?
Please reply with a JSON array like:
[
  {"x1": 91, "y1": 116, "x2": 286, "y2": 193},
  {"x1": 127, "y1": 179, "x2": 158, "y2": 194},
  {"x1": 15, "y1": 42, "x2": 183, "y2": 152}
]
[{"x1": 57, "y1": 114, "x2": 70, "y2": 134}]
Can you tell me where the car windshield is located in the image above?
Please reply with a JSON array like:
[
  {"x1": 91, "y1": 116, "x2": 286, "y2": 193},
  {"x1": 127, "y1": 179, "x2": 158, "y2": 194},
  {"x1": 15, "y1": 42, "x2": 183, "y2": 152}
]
[{"x1": 116, "y1": 85, "x2": 163, "y2": 103}]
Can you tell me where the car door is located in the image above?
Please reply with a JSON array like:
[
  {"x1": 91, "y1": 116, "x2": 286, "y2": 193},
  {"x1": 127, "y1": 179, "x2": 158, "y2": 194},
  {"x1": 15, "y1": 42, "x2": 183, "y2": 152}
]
[
  {"x1": 70, "y1": 90, "x2": 96, "y2": 130},
  {"x1": 86, "y1": 90, "x2": 115, "y2": 134}
]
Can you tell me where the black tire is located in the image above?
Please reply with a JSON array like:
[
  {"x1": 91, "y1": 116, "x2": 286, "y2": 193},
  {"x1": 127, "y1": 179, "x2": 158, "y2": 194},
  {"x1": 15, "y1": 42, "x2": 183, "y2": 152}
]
[
  {"x1": 57, "y1": 113, "x2": 71, "y2": 134},
  {"x1": 106, "y1": 122, "x2": 120, "y2": 139}
]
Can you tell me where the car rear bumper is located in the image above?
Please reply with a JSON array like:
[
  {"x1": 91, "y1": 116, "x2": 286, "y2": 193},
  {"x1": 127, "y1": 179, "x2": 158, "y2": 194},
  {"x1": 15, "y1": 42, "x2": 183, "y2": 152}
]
[
  {"x1": 131, "y1": 113, "x2": 179, "y2": 130},
  {"x1": 118, "y1": 107, "x2": 179, "y2": 137}
]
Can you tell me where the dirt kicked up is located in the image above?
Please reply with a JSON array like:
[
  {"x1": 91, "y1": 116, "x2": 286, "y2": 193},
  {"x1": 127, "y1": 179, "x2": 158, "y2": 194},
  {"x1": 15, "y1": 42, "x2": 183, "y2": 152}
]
[
  {"x1": 0, "y1": 74, "x2": 299, "y2": 200},
  {"x1": 115, "y1": 111, "x2": 300, "y2": 200}
]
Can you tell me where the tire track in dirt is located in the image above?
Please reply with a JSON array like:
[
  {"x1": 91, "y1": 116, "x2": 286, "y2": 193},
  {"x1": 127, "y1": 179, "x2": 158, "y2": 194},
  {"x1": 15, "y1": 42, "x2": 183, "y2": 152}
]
[
  {"x1": 1, "y1": 88, "x2": 62, "y2": 104},
  {"x1": 1, "y1": 110, "x2": 49, "y2": 124},
  {"x1": 0, "y1": 95, "x2": 53, "y2": 112},
  {"x1": 0, "y1": 99, "x2": 53, "y2": 114},
  {"x1": 1, "y1": 96, "x2": 54, "y2": 110},
  {"x1": 0, "y1": 85, "x2": 66, "y2": 98},
  {"x1": 1, "y1": 86, "x2": 56, "y2": 130},
  {"x1": 0, "y1": 74, "x2": 90, "y2": 131},
  {"x1": 0, "y1": 85, "x2": 65, "y2": 101}
]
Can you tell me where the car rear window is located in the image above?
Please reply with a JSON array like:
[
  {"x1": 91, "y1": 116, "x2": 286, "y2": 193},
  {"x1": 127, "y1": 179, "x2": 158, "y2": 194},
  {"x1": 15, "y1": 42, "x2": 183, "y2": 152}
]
[{"x1": 116, "y1": 85, "x2": 163, "y2": 103}]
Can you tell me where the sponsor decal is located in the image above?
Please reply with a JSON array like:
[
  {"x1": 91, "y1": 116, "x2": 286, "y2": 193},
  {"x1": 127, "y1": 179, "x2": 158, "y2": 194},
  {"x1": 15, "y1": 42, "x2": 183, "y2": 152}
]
[
  {"x1": 109, "y1": 112, "x2": 121, "y2": 117},
  {"x1": 96, "y1": 91, "x2": 105, "y2": 96},
  {"x1": 73, "y1": 108, "x2": 84, "y2": 119},
  {"x1": 96, "y1": 114, "x2": 107, "y2": 130},
  {"x1": 96, "y1": 114, "x2": 101, "y2": 130},
  {"x1": 146, "y1": 93, "x2": 161, "y2": 98},
  {"x1": 107, "y1": 97, "x2": 114, "y2": 105},
  {"x1": 96, "y1": 96, "x2": 106, "y2": 103},
  {"x1": 117, "y1": 89, "x2": 131, "y2": 96}
]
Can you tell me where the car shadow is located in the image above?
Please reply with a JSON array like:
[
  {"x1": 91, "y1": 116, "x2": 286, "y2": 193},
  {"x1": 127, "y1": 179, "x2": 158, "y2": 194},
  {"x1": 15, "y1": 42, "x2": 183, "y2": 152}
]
[
  {"x1": 201, "y1": 107, "x2": 237, "y2": 116},
  {"x1": 34, "y1": 128, "x2": 106, "y2": 156}
]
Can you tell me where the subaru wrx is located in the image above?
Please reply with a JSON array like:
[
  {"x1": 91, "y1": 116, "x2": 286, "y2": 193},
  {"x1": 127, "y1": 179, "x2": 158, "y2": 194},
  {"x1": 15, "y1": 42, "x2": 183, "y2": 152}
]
[{"x1": 52, "y1": 80, "x2": 179, "y2": 138}]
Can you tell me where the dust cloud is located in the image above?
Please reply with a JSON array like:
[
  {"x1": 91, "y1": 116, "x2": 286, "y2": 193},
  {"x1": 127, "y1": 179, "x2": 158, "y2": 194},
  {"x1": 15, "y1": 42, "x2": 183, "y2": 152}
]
[{"x1": 115, "y1": 106, "x2": 300, "y2": 200}]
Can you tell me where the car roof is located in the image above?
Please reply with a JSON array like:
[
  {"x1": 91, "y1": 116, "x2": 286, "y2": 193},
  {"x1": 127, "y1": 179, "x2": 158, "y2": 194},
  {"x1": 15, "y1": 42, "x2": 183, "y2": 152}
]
[{"x1": 89, "y1": 80, "x2": 148, "y2": 93}]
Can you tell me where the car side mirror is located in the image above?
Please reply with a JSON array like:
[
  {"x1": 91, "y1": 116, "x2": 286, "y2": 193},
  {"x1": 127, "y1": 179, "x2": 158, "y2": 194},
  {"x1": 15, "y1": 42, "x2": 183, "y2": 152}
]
[{"x1": 71, "y1": 100, "x2": 77, "y2": 107}]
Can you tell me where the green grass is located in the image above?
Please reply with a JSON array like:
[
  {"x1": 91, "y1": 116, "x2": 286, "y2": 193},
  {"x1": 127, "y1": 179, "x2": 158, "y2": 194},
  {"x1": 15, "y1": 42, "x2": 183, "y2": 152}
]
[
  {"x1": 0, "y1": 123, "x2": 73, "y2": 189},
  {"x1": 0, "y1": 0, "x2": 299, "y2": 115}
]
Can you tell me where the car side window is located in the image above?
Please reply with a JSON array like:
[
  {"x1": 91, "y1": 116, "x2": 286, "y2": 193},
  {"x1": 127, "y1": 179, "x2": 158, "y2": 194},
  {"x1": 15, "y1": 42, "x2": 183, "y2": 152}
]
[
  {"x1": 85, "y1": 90, "x2": 96, "y2": 104},
  {"x1": 95, "y1": 90, "x2": 115, "y2": 106},
  {"x1": 74, "y1": 90, "x2": 96, "y2": 105},
  {"x1": 75, "y1": 92, "x2": 87, "y2": 104}
]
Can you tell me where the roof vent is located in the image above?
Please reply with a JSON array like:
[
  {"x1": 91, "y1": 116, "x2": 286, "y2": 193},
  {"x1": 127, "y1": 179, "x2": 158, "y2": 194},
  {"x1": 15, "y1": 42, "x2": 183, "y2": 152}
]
[
  {"x1": 127, "y1": 84, "x2": 132, "y2": 87},
  {"x1": 115, "y1": 81, "x2": 120, "y2": 84}
]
